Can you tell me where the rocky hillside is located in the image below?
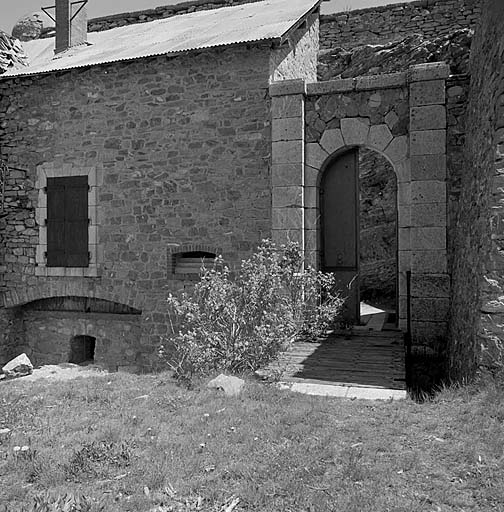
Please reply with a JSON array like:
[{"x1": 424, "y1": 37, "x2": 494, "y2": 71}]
[
  {"x1": 359, "y1": 149, "x2": 397, "y2": 310},
  {"x1": 0, "y1": 31, "x2": 28, "y2": 75},
  {"x1": 319, "y1": 29, "x2": 472, "y2": 81}
]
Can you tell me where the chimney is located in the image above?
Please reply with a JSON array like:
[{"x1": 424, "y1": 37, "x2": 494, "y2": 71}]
[{"x1": 55, "y1": 0, "x2": 87, "y2": 54}]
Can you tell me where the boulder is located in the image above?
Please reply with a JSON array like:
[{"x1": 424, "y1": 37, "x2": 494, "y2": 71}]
[
  {"x1": 2, "y1": 353, "x2": 33, "y2": 379},
  {"x1": 207, "y1": 374, "x2": 245, "y2": 397},
  {"x1": 11, "y1": 12, "x2": 55, "y2": 42},
  {"x1": 0, "y1": 31, "x2": 28, "y2": 74}
]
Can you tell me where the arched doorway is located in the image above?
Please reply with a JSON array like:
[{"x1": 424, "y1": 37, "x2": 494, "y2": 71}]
[{"x1": 320, "y1": 147, "x2": 398, "y2": 329}]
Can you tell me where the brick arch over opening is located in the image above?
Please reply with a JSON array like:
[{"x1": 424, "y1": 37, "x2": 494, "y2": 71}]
[
  {"x1": 167, "y1": 243, "x2": 222, "y2": 279},
  {"x1": 1, "y1": 281, "x2": 146, "y2": 311}
]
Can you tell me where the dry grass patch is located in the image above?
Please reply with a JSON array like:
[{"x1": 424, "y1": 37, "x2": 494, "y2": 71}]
[{"x1": 0, "y1": 372, "x2": 503, "y2": 511}]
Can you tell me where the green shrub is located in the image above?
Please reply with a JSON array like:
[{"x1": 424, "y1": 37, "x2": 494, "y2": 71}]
[{"x1": 159, "y1": 240, "x2": 343, "y2": 379}]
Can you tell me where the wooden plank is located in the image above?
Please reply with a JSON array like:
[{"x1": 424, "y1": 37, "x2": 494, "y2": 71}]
[
  {"x1": 65, "y1": 177, "x2": 89, "y2": 267},
  {"x1": 264, "y1": 331, "x2": 406, "y2": 391},
  {"x1": 284, "y1": 367, "x2": 405, "y2": 378}
]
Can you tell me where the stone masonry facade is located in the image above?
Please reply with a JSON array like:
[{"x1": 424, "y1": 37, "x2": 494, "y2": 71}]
[
  {"x1": 321, "y1": 0, "x2": 481, "y2": 50},
  {"x1": 3, "y1": 0, "x2": 504, "y2": 381},
  {"x1": 448, "y1": 0, "x2": 504, "y2": 380},
  {"x1": 270, "y1": 63, "x2": 451, "y2": 350},
  {"x1": 0, "y1": 15, "x2": 319, "y2": 370}
]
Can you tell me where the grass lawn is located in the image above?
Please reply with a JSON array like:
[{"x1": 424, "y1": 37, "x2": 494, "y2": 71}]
[{"x1": 1, "y1": 371, "x2": 503, "y2": 512}]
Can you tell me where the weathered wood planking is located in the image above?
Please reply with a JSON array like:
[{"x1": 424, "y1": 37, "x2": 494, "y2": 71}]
[{"x1": 270, "y1": 331, "x2": 406, "y2": 390}]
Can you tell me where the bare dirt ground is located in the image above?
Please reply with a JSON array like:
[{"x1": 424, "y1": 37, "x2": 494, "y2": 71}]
[{"x1": 7, "y1": 363, "x2": 109, "y2": 383}]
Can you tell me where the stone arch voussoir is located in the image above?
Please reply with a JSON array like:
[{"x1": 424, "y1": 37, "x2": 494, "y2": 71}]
[
  {"x1": 307, "y1": 122, "x2": 409, "y2": 187},
  {"x1": 2, "y1": 282, "x2": 146, "y2": 312}
]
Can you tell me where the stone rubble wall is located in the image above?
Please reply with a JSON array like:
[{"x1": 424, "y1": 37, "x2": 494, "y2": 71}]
[
  {"x1": 86, "y1": 0, "x2": 264, "y2": 34},
  {"x1": 321, "y1": 0, "x2": 482, "y2": 50},
  {"x1": 448, "y1": 0, "x2": 504, "y2": 380},
  {"x1": 0, "y1": 45, "x2": 275, "y2": 369},
  {"x1": 23, "y1": 311, "x2": 142, "y2": 371},
  {"x1": 318, "y1": 29, "x2": 473, "y2": 81},
  {"x1": 0, "y1": 31, "x2": 28, "y2": 74},
  {"x1": 446, "y1": 74, "x2": 470, "y2": 277},
  {"x1": 359, "y1": 148, "x2": 397, "y2": 308},
  {"x1": 270, "y1": 15, "x2": 319, "y2": 83}
]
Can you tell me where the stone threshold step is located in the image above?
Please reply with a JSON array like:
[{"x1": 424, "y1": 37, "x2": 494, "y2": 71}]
[{"x1": 278, "y1": 380, "x2": 408, "y2": 400}]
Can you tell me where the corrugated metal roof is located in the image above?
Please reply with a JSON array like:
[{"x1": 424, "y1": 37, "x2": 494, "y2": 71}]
[{"x1": 2, "y1": 0, "x2": 321, "y2": 78}]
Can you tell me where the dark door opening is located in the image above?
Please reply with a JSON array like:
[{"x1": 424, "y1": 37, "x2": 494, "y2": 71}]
[
  {"x1": 69, "y1": 335, "x2": 96, "y2": 365},
  {"x1": 320, "y1": 148, "x2": 398, "y2": 330},
  {"x1": 358, "y1": 148, "x2": 398, "y2": 329}
]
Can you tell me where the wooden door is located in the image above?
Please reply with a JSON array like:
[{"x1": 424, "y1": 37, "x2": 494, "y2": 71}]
[{"x1": 320, "y1": 149, "x2": 360, "y2": 324}]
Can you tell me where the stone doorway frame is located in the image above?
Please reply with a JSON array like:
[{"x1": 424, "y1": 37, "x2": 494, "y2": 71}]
[{"x1": 270, "y1": 63, "x2": 450, "y2": 347}]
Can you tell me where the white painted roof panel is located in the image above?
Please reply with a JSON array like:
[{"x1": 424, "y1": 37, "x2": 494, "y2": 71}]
[{"x1": 3, "y1": 0, "x2": 321, "y2": 78}]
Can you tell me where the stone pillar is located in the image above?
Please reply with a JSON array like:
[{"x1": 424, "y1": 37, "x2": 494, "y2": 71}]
[
  {"x1": 408, "y1": 63, "x2": 450, "y2": 349},
  {"x1": 270, "y1": 80, "x2": 306, "y2": 253}
]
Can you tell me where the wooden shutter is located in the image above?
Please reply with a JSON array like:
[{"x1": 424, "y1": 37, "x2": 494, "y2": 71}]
[
  {"x1": 47, "y1": 176, "x2": 89, "y2": 267},
  {"x1": 46, "y1": 178, "x2": 67, "y2": 267}
]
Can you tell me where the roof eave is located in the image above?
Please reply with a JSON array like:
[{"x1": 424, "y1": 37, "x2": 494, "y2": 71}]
[
  {"x1": 0, "y1": 36, "x2": 281, "y2": 80},
  {"x1": 279, "y1": 0, "x2": 322, "y2": 45}
]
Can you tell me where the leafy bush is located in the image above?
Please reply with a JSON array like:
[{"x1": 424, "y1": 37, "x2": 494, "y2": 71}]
[{"x1": 159, "y1": 240, "x2": 343, "y2": 379}]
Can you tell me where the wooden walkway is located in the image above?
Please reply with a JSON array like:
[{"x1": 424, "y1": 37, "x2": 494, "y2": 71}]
[{"x1": 265, "y1": 330, "x2": 406, "y2": 391}]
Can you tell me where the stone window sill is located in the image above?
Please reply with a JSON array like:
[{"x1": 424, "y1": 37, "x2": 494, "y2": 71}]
[{"x1": 35, "y1": 266, "x2": 100, "y2": 277}]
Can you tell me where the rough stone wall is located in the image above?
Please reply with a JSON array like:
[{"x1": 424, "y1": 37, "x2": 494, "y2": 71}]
[
  {"x1": 318, "y1": 29, "x2": 473, "y2": 81},
  {"x1": 305, "y1": 87, "x2": 409, "y2": 145},
  {"x1": 270, "y1": 15, "x2": 319, "y2": 83},
  {"x1": 0, "y1": 308, "x2": 24, "y2": 365},
  {"x1": 86, "y1": 0, "x2": 264, "y2": 33},
  {"x1": 321, "y1": 0, "x2": 481, "y2": 50},
  {"x1": 448, "y1": 0, "x2": 504, "y2": 380},
  {"x1": 22, "y1": 311, "x2": 142, "y2": 371},
  {"x1": 446, "y1": 75, "x2": 470, "y2": 276},
  {"x1": 0, "y1": 44, "x2": 276, "y2": 369},
  {"x1": 0, "y1": 31, "x2": 28, "y2": 74},
  {"x1": 359, "y1": 148, "x2": 397, "y2": 309}
]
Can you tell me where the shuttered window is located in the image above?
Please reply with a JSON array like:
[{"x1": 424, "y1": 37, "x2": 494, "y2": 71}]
[{"x1": 46, "y1": 176, "x2": 89, "y2": 267}]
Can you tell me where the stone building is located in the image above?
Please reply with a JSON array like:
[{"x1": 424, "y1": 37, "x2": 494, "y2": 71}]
[
  {"x1": 0, "y1": 0, "x2": 320, "y2": 371},
  {"x1": 0, "y1": 0, "x2": 502, "y2": 382}
]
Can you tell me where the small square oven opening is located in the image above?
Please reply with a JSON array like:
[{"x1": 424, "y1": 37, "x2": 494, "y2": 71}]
[{"x1": 69, "y1": 335, "x2": 96, "y2": 365}]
